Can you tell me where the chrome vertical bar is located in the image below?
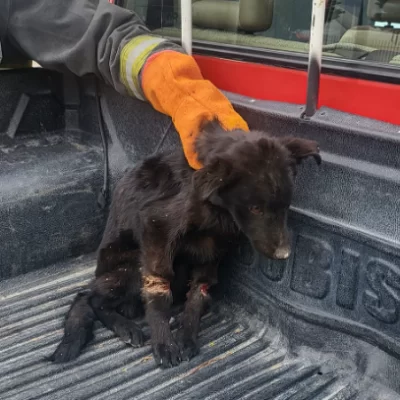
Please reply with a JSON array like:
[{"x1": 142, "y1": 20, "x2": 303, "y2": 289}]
[
  {"x1": 304, "y1": 0, "x2": 326, "y2": 118},
  {"x1": 181, "y1": 0, "x2": 192, "y2": 55}
]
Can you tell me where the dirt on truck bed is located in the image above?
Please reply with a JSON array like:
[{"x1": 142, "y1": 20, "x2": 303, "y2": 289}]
[{"x1": 0, "y1": 255, "x2": 365, "y2": 400}]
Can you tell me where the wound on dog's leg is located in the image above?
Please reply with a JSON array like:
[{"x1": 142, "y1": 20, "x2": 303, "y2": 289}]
[
  {"x1": 142, "y1": 275, "x2": 171, "y2": 297},
  {"x1": 200, "y1": 283, "x2": 210, "y2": 297}
]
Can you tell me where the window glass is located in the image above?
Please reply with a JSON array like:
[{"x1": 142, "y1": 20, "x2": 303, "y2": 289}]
[{"x1": 122, "y1": 0, "x2": 400, "y2": 67}]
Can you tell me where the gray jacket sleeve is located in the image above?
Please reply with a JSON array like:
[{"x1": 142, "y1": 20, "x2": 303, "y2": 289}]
[{"x1": 1, "y1": 0, "x2": 177, "y2": 95}]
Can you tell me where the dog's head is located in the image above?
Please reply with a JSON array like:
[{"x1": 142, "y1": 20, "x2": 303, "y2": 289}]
[{"x1": 193, "y1": 125, "x2": 321, "y2": 260}]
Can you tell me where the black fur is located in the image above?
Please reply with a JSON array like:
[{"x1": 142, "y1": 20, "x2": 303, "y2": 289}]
[{"x1": 51, "y1": 121, "x2": 320, "y2": 367}]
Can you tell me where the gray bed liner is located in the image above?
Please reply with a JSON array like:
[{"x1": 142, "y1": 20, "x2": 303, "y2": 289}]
[
  {"x1": 2, "y1": 68, "x2": 400, "y2": 399},
  {"x1": 0, "y1": 255, "x2": 395, "y2": 400}
]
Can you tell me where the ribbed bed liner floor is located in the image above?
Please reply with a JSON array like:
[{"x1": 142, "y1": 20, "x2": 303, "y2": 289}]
[{"x1": 0, "y1": 255, "x2": 390, "y2": 400}]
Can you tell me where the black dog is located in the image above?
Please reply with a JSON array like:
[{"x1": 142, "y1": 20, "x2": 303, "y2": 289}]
[{"x1": 50, "y1": 121, "x2": 321, "y2": 368}]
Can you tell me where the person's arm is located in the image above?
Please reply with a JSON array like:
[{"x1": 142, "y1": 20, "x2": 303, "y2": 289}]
[
  {"x1": 2, "y1": 0, "x2": 180, "y2": 96},
  {"x1": 2, "y1": 0, "x2": 248, "y2": 169}
]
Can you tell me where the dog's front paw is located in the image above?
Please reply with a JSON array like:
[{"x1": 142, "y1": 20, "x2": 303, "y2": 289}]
[
  {"x1": 114, "y1": 321, "x2": 144, "y2": 347},
  {"x1": 177, "y1": 334, "x2": 200, "y2": 361},
  {"x1": 152, "y1": 341, "x2": 182, "y2": 368}
]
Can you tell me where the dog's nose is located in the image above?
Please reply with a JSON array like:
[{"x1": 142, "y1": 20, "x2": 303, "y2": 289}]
[{"x1": 274, "y1": 247, "x2": 291, "y2": 260}]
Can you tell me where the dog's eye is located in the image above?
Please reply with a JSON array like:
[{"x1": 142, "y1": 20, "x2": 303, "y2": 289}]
[{"x1": 249, "y1": 205, "x2": 263, "y2": 215}]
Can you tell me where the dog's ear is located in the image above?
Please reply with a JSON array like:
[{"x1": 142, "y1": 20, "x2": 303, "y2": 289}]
[
  {"x1": 192, "y1": 158, "x2": 234, "y2": 204},
  {"x1": 279, "y1": 137, "x2": 322, "y2": 165}
]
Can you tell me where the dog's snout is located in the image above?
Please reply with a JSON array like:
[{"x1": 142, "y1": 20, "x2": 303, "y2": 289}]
[{"x1": 273, "y1": 246, "x2": 291, "y2": 260}]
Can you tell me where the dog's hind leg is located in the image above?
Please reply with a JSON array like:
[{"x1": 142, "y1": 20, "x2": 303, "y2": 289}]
[
  {"x1": 90, "y1": 267, "x2": 144, "y2": 347},
  {"x1": 50, "y1": 291, "x2": 96, "y2": 363},
  {"x1": 177, "y1": 263, "x2": 218, "y2": 361}
]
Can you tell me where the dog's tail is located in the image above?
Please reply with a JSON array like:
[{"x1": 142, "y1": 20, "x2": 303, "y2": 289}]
[{"x1": 49, "y1": 292, "x2": 96, "y2": 363}]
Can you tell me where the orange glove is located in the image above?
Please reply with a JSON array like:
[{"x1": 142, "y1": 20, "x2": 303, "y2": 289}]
[{"x1": 141, "y1": 51, "x2": 249, "y2": 169}]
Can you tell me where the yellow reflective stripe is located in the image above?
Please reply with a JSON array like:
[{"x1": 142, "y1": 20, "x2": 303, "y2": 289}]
[
  {"x1": 120, "y1": 39, "x2": 138, "y2": 97},
  {"x1": 129, "y1": 39, "x2": 165, "y2": 99},
  {"x1": 121, "y1": 35, "x2": 155, "y2": 98},
  {"x1": 120, "y1": 35, "x2": 166, "y2": 100}
]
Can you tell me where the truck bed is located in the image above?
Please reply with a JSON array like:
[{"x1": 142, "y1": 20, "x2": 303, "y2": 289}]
[
  {"x1": 0, "y1": 255, "x2": 357, "y2": 400},
  {"x1": 1, "y1": 68, "x2": 400, "y2": 399}
]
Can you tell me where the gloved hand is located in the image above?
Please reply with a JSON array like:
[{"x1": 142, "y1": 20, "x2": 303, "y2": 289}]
[
  {"x1": 141, "y1": 50, "x2": 249, "y2": 169},
  {"x1": 119, "y1": 34, "x2": 249, "y2": 170}
]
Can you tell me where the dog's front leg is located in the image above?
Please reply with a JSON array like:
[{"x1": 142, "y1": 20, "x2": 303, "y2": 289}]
[
  {"x1": 141, "y1": 242, "x2": 181, "y2": 368},
  {"x1": 177, "y1": 263, "x2": 218, "y2": 361},
  {"x1": 142, "y1": 274, "x2": 181, "y2": 368}
]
